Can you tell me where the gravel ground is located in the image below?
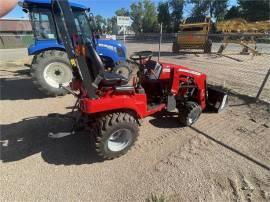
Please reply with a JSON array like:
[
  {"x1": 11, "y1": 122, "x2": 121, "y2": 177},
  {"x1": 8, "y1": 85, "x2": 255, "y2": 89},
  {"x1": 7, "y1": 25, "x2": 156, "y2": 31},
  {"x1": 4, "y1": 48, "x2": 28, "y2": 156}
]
[{"x1": 0, "y1": 44, "x2": 270, "y2": 201}]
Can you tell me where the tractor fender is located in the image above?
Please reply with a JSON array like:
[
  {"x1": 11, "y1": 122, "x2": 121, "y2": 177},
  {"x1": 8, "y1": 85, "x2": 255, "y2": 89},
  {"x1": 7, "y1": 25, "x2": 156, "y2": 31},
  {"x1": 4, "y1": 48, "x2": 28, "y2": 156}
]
[
  {"x1": 28, "y1": 40, "x2": 65, "y2": 56},
  {"x1": 28, "y1": 39, "x2": 127, "y2": 65},
  {"x1": 80, "y1": 94, "x2": 148, "y2": 120}
]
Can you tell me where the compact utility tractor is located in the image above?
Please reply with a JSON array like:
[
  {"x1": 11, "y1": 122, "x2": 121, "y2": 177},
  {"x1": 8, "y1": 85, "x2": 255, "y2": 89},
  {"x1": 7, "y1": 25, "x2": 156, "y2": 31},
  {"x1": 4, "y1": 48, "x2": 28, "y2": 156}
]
[
  {"x1": 21, "y1": 0, "x2": 130, "y2": 96},
  {"x1": 49, "y1": 0, "x2": 228, "y2": 160}
]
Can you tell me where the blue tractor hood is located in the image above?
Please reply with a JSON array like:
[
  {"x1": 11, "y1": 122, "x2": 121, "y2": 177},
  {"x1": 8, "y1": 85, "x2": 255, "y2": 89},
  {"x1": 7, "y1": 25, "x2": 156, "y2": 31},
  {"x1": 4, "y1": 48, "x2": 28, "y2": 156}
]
[
  {"x1": 95, "y1": 39, "x2": 127, "y2": 63},
  {"x1": 97, "y1": 39, "x2": 124, "y2": 47},
  {"x1": 96, "y1": 39, "x2": 127, "y2": 53}
]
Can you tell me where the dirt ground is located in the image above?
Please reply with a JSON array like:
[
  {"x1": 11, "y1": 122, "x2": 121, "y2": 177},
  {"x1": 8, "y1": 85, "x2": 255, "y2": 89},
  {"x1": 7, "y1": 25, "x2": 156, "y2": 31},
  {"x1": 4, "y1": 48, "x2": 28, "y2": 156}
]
[
  {"x1": 0, "y1": 44, "x2": 270, "y2": 202},
  {"x1": 126, "y1": 42, "x2": 270, "y2": 103}
]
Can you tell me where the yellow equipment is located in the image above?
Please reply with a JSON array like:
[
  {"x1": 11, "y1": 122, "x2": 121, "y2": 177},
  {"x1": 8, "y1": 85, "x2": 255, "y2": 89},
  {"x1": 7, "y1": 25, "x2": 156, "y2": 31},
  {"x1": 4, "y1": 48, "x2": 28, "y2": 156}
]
[
  {"x1": 217, "y1": 19, "x2": 270, "y2": 56},
  {"x1": 172, "y1": 16, "x2": 212, "y2": 54}
]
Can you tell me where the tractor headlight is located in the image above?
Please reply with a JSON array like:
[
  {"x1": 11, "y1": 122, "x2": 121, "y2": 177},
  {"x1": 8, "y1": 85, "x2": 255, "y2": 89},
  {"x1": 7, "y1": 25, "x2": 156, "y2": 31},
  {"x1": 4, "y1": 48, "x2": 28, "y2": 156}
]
[{"x1": 117, "y1": 47, "x2": 125, "y2": 57}]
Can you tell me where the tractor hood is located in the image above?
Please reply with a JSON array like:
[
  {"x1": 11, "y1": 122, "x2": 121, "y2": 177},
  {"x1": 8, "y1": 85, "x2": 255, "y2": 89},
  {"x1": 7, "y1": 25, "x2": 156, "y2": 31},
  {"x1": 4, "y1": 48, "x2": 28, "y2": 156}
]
[
  {"x1": 97, "y1": 39, "x2": 126, "y2": 50},
  {"x1": 161, "y1": 62, "x2": 206, "y2": 77},
  {"x1": 96, "y1": 39, "x2": 127, "y2": 60}
]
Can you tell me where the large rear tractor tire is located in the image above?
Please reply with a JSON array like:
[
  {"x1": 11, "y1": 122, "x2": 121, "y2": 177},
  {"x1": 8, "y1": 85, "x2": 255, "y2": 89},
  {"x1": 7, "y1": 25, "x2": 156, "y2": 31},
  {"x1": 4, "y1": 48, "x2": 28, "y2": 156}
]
[
  {"x1": 31, "y1": 50, "x2": 73, "y2": 96},
  {"x1": 204, "y1": 39, "x2": 212, "y2": 54},
  {"x1": 172, "y1": 41, "x2": 180, "y2": 54},
  {"x1": 93, "y1": 112, "x2": 139, "y2": 160},
  {"x1": 178, "y1": 101, "x2": 202, "y2": 126}
]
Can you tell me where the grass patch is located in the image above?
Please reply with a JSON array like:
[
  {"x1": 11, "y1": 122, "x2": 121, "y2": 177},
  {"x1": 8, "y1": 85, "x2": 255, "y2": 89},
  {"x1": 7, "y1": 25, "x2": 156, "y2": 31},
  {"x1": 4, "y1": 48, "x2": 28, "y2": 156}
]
[{"x1": 146, "y1": 193, "x2": 166, "y2": 202}]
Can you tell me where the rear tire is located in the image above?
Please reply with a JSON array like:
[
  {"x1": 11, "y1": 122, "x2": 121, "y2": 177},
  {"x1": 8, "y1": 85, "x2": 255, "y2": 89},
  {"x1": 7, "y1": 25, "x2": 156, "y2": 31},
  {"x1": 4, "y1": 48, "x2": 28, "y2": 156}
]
[
  {"x1": 178, "y1": 101, "x2": 202, "y2": 126},
  {"x1": 93, "y1": 112, "x2": 139, "y2": 160},
  {"x1": 204, "y1": 39, "x2": 212, "y2": 54},
  {"x1": 31, "y1": 50, "x2": 72, "y2": 96}
]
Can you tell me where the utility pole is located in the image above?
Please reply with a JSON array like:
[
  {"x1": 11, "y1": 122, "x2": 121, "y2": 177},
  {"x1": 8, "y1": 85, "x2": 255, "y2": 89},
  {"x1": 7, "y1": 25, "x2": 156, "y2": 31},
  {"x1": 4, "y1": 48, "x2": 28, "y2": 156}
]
[{"x1": 158, "y1": 23, "x2": 163, "y2": 62}]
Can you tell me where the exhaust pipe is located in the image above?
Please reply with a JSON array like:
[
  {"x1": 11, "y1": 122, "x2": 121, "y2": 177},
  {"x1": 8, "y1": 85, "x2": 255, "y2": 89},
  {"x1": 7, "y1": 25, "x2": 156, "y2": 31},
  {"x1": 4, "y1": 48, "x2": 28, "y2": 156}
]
[{"x1": 207, "y1": 86, "x2": 228, "y2": 113}]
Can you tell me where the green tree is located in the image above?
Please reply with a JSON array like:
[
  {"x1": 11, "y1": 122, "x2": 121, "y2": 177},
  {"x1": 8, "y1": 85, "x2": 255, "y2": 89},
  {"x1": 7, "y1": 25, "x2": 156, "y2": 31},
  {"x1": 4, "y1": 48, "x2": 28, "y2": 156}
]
[
  {"x1": 95, "y1": 15, "x2": 107, "y2": 33},
  {"x1": 142, "y1": 0, "x2": 159, "y2": 32},
  {"x1": 190, "y1": 0, "x2": 228, "y2": 21},
  {"x1": 169, "y1": 0, "x2": 185, "y2": 31},
  {"x1": 130, "y1": 0, "x2": 158, "y2": 33},
  {"x1": 115, "y1": 8, "x2": 130, "y2": 16},
  {"x1": 130, "y1": 1, "x2": 144, "y2": 33},
  {"x1": 158, "y1": 2, "x2": 171, "y2": 32},
  {"x1": 224, "y1": 6, "x2": 241, "y2": 20},
  {"x1": 212, "y1": 0, "x2": 228, "y2": 21},
  {"x1": 238, "y1": 0, "x2": 270, "y2": 21},
  {"x1": 190, "y1": 0, "x2": 209, "y2": 16},
  {"x1": 106, "y1": 16, "x2": 118, "y2": 34}
]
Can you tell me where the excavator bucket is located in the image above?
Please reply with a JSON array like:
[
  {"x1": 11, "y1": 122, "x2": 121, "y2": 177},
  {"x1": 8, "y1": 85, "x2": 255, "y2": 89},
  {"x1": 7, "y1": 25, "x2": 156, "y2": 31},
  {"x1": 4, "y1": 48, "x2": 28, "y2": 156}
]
[{"x1": 207, "y1": 86, "x2": 228, "y2": 113}]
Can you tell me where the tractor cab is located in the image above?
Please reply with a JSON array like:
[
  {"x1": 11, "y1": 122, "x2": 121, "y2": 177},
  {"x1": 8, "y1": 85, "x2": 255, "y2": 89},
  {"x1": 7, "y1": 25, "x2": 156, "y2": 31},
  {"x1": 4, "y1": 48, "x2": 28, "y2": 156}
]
[
  {"x1": 21, "y1": 0, "x2": 102, "y2": 56},
  {"x1": 50, "y1": 0, "x2": 129, "y2": 98},
  {"x1": 20, "y1": 0, "x2": 130, "y2": 97}
]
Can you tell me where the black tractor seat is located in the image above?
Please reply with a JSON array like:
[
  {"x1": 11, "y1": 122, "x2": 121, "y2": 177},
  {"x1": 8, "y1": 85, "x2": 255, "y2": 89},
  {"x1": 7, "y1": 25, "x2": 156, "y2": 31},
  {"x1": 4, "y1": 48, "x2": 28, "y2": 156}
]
[
  {"x1": 101, "y1": 72, "x2": 129, "y2": 86},
  {"x1": 144, "y1": 60, "x2": 162, "y2": 80}
]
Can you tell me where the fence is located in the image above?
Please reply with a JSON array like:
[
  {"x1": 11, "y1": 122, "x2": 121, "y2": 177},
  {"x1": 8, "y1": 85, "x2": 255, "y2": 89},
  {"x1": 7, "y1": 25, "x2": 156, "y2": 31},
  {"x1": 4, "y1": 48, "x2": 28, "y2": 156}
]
[
  {"x1": 0, "y1": 34, "x2": 34, "y2": 49},
  {"x1": 118, "y1": 33, "x2": 270, "y2": 103},
  {"x1": 0, "y1": 33, "x2": 269, "y2": 102}
]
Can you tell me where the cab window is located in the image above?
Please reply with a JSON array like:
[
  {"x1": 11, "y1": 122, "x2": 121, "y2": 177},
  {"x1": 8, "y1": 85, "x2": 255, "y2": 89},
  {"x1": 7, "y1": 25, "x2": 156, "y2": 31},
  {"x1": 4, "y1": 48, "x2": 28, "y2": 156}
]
[{"x1": 30, "y1": 10, "x2": 57, "y2": 40}]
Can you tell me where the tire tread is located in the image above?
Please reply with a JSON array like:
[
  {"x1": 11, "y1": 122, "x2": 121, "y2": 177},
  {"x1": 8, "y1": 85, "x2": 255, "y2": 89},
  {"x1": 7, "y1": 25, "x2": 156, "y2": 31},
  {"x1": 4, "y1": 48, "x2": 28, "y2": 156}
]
[
  {"x1": 30, "y1": 50, "x2": 71, "y2": 97},
  {"x1": 94, "y1": 112, "x2": 139, "y2": 160}
]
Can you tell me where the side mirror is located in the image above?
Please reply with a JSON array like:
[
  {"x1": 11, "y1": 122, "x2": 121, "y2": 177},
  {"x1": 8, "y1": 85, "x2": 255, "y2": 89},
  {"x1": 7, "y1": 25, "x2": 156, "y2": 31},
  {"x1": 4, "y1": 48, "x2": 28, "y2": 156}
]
[
  {"x1": 95, "y1": 34, "x2": 100, "y2": 39},
  {"x1": 22, "y1": 8, "x2": 28, "y2": 13},
  {"x1": 88, "y1": 13, "x2": 95, "y2": 21}
]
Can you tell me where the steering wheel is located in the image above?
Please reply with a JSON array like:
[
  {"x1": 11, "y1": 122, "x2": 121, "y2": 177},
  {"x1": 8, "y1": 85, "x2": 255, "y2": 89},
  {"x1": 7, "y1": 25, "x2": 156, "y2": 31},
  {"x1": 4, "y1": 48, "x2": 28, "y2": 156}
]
[{"x1": 130, "y1": 51, "x2": 153, "y2": 65}]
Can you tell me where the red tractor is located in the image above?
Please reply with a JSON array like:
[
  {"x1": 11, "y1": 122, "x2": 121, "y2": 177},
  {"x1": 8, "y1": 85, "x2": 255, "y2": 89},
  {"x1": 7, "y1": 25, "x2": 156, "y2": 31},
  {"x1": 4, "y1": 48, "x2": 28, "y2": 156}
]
[{"x1": 49, "y1": 0, "x2": 228, "y2": 159}]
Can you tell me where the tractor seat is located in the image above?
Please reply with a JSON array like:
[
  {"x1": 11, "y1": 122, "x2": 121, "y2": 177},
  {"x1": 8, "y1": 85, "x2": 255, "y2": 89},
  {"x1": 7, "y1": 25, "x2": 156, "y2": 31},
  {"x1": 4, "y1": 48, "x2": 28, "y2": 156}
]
[
  {"x1": 101, "y1": 72, "x2": 129, "y2": 86},
  {"x1": 145, "y1": 60, "x2": 162, "y2": 80}
]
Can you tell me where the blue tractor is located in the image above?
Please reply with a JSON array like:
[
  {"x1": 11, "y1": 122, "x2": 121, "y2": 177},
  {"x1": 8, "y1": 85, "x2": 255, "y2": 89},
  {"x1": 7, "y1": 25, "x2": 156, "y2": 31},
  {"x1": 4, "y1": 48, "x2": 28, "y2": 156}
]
[{"x1": 21, "y1": 0, "x2": 130, "y2": 96}]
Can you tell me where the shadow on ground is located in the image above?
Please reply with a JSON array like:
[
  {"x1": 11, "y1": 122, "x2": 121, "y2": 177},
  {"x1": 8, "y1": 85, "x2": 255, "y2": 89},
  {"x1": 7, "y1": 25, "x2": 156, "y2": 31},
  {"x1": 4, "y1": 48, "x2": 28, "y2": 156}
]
[
  {"x1": 0, "y1": 77, "x2": 49, "y2": 100},
  {"x1": 0, "y1": 114, "x2": 103, "y2": 165},
  {"x1": 149, "y1": 111, "x2": 182, "y2": 128},
  {"x1": 0, "y1": 68, "x2": 50, "y2": 100}
]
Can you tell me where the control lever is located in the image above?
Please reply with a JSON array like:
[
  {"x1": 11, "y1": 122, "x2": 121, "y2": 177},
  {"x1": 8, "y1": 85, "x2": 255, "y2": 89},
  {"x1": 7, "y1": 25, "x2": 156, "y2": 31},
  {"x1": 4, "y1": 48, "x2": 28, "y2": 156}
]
[{"x1": 59, "y1": 84, "x2": 79, "y2": 97}]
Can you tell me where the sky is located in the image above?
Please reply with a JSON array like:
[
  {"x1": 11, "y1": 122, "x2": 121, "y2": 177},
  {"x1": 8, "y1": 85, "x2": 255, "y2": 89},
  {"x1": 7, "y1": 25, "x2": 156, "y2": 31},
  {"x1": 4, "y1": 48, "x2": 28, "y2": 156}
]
[{"x1": 3, "y1": 0, "x2": 238, "y2": 20}]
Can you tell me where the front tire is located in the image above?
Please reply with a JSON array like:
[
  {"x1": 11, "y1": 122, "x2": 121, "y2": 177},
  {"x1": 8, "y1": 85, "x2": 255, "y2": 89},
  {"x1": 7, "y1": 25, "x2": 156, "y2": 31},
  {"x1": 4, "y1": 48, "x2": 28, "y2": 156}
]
[
  {"x1": 31, "y1": 50, "x2": 72, "y2": 96},
  {"x1": 93, "y1": 112, "x2": 139, "y2": 160},
  {"x1": 113, "y1": 64, "x2": 131, "y2": 80},
  {"x1": 178, "y1": 101, "x2": 202, "y2": 126}
]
